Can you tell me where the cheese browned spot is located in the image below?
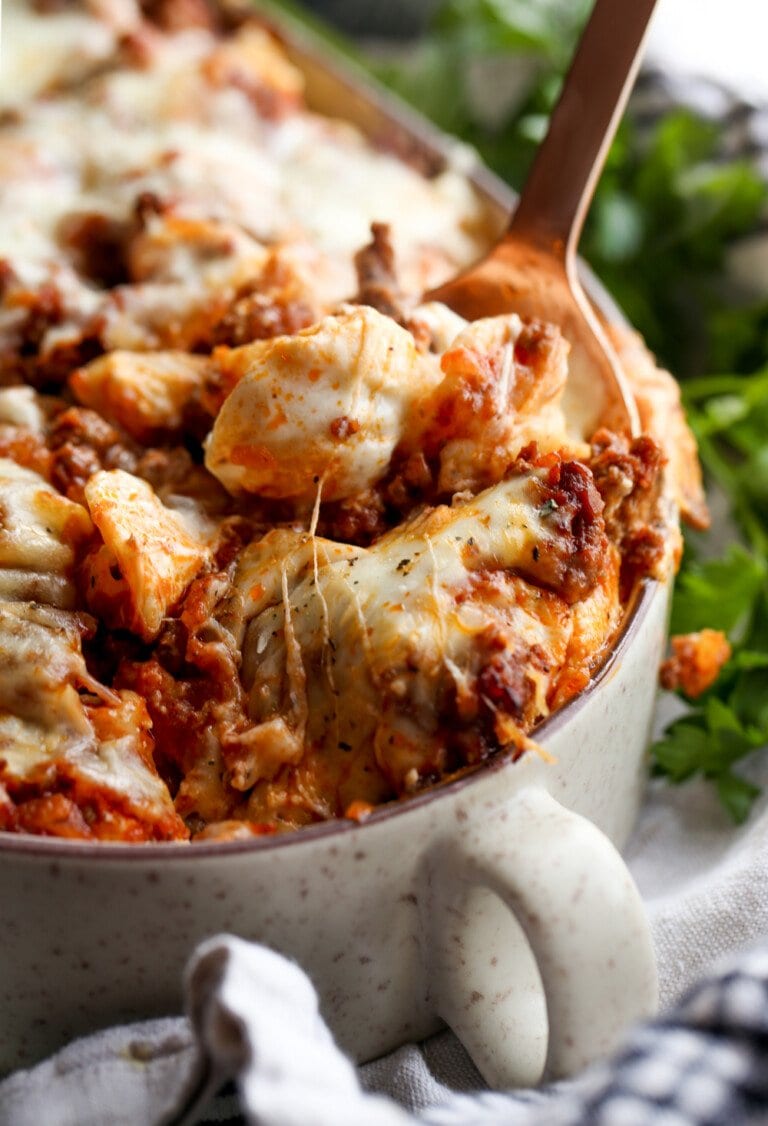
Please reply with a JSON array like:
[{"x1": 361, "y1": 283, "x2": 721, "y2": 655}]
[
  {"x1": 0, "y1": 458, "x2": 93, "y2": 608},
  {"x1": 83, "y1": 468, "x2": 212, "y2": 640},
  {"x1": 608, "y1": 325, "x2": 709, "y2": 530},
  {"x1": 0, "y1": 601, "x2": 187, "y2": 840}
]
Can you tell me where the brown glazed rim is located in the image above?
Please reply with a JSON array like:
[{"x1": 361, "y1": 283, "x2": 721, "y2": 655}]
[{"x1": 0, "y1": 12, "x2": 662, "y2": 860}]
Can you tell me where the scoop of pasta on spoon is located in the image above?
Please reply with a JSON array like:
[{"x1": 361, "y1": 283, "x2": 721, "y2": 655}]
[{"x1": 427, "y1": 0, "x2": 660, "y2": 441}]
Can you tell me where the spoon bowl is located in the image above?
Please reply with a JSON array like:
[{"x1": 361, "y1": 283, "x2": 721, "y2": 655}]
[{"x1": 428, "y1": 235, "x2": 640, "y2": 439}]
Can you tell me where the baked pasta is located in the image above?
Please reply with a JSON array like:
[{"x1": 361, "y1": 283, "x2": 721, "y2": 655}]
[{"x1": 0, "y1": 0, "x2": 706, "y2": 842}]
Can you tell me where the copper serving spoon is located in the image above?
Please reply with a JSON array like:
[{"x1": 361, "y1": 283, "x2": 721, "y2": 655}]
[{"x1": 428, "y1": 0, "x2": 660, "y2": 440}]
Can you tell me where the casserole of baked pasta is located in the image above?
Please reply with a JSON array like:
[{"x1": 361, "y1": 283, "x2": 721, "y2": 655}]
[{"x1": 0, "y1": 0, "x2": 707, "y2": 842}]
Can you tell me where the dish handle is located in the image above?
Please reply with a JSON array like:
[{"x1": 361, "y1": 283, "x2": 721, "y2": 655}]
[{"x1": 424, "y1": 785, "x2": 657, "y2": 1089}]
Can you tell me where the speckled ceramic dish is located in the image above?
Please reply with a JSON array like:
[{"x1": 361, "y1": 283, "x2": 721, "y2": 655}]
[{"x1": 0, "y1": 17, "x2": 668, "y2": 1088}]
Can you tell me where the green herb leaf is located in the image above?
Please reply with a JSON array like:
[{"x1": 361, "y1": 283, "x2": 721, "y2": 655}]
[
  {"x1": 716, "y1": 773, "x2": 762, "y2": 825},
  {"x1": 669, "y1": 546, "x2": 766, "y2": 637}
]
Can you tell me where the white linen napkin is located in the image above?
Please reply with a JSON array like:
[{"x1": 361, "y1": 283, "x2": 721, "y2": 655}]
[
  {"x1": 628, "y1": 771, "x2": 768, "y2": 1013},
  {"x1": 174, "y1": 937, "x2": 411, "y2": 1126}
]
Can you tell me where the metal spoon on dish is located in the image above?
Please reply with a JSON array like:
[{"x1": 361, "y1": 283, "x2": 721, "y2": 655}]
[{"x1": 427, "y1": 0, "x2": 660, "y2": 440}]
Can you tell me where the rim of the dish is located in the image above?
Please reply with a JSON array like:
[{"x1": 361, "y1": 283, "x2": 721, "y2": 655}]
[
  {"x1": 0, "y1": 578, "x2": 659, "y2": 858},
  {"x1": 0, "y1": 11, "x2": 662, "y2": 860}
]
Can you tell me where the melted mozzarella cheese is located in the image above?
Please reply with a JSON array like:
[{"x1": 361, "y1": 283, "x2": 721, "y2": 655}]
[
  {"x1": 0, "y1": 7, "x2": 489, "y2": 347},
  {"x1": 227, "y1": 529, "x2": 359, "y2": 636},
  {"x1": 0, "y1": 0, "x2": 125, "y2": 108},
  {"x1": 0, "y1": 1, "x2": 668, "y2": 839},
  {"x1": 224, "y1": 528, "x2": 360, "y2": 675},
  {"x1": 79, "y1": 690, "x2": 183, "y2": 816},
  {"x1": 0, "y1": 387, "x2": 45, "y2": 432},
  {"x1": 83, "y1": 469, "x2": 211, "y2": 640},
  {"x1": 408, "y1": 301, "x2": 469, "y2": 353},
  {"x1": 205, "y1": 306, "x2": 439, "y2": 502},
  {"x1": 0, "y1": 601, "x2": 185, "y2": 834},
  {"x1": 232, "y1": 473, "x2": 568, "y2": 792},
  {"x1": 0, "y1": 601, "x2": 95, "y2": 742},
  {"x1": 0, "y1": 459, "x2": 93, "y2": 608}
]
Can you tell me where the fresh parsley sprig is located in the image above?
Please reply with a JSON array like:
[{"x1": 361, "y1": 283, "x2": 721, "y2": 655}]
[{"x1": 656, "y1": 374, "x2": 768, "y2": 820}]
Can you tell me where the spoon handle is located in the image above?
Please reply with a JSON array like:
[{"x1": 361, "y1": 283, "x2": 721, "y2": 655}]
[{"x1": 508, "y1": 0, "x2": 659, "y2": 259}]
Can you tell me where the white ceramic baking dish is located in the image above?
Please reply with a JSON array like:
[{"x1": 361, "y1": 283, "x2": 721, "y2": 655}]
[{"x1": 0, "y1": 14, "x2": 669, "y2": 1088}]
